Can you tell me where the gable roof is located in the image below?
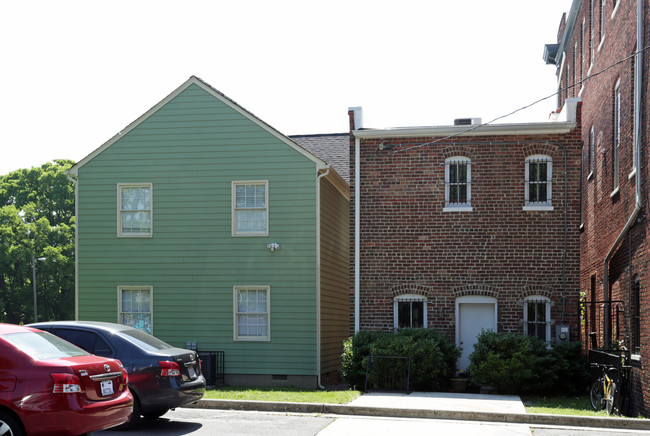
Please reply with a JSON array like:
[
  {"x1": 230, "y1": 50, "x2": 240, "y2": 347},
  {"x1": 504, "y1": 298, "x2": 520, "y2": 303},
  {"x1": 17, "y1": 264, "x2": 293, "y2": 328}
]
[
  {"x1": 68, "y1": 76, "x2": 329, "y2": 176},
  {"x1": 290, "y1": 133, "x2": 350, "y2": 183}
]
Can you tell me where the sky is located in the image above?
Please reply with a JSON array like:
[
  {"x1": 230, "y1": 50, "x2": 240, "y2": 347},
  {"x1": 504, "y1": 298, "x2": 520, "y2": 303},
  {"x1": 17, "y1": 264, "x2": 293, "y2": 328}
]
[{"x1": 0, "y1": 0, "x2": 573, "y2": 176}]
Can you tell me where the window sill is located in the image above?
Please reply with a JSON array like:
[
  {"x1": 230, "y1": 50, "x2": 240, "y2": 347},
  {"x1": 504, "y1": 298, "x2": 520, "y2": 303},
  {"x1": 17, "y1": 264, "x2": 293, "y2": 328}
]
[
  {"x1": 587, "y1": 171, "x2": 594, "y2": 181},
  {"x1": 598, "y1": 35, "x2": 606, "y2": 52},
  {"x1": 523, "y1": 205, "x2": 554, "y2": 211},
  {"x1": 443, "y1": 206, "x2": 473, "y2": 212},
  {"x1": 631, "y1": 353, "x2": 641, "y2": 362},
  {"x1": 629, "y1": 168, "x2": 637, "y2": 180},
  {"x1": 232, "y1": 232, "x2": 269, "y2": 237},
  {"x1": 234, "y1": 337, "x2": 270, "y2": 342},
  {"x1": 610, "y1": 187, "x2": 620, "y2": 198}
]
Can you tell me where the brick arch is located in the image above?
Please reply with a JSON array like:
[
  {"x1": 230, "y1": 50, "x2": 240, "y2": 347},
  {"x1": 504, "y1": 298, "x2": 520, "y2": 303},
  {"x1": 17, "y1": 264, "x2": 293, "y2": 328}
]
[
  {"x1": 391, "y1": 284, "x2": 432, "y2": 298},
  {"x1": 451, "y1": 284, "x2": 499, "y2": 298},
  {"x1": 522, "y1": 142, "x2": 558, "y2": 159},
  {"x1": 520, "y1": 285, "x2": 553, "y2": 300},
  {"x1": 442, "y1": 145, "x2": 474, "y2": 160}
]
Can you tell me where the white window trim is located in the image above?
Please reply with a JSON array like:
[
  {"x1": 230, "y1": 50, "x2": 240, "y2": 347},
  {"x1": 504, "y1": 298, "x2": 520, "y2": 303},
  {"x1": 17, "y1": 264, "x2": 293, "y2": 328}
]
[
  {"x1": 611, "y1": 0, "x2": 620, "y2": 19},
  {"x1": 523, "y1": 296, "x2": 551, "y2": 343},
  {"x1": 588, "y1": 126, "x2": 595, "y2": 180},
  {"x1": 600, "y1": 0, "x2": 607, "y2": 44},
  {"x1": 393, "y1": 294, "x2": 428, "y2": 330},
  {"x1": 524, "y1": 155, "x2": 553, "y2": 210},
  {"x1": 613, "y1": 79, "x2": 621, "y2": 192},
  {"x1": 444, "y1": 156, "x2": 472, "y2": 212},
  {"x1": 117, "y1": 183, "x2": 153, "y2": 238},
  {"x1": 118, "y1": 286, "x2": 153, "y2": 335},
  {"x1": 233, "y1": 286, "x2": 271, "y2": 342},
  {"x1": 232, "y1": 181, "x2": 269, "y2": 237}
]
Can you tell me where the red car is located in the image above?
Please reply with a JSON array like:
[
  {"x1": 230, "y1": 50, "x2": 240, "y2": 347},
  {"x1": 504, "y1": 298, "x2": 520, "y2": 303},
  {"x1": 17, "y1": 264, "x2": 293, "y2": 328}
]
[{"x1": 0, "y1": 323, "x2": 133, "y2": 436}]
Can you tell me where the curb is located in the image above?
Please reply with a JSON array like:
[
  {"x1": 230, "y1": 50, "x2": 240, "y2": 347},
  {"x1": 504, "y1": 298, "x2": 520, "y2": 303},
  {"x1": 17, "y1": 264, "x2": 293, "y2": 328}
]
[{"x1": 187, "y1": 399, "x2": 650, "y2": 431}]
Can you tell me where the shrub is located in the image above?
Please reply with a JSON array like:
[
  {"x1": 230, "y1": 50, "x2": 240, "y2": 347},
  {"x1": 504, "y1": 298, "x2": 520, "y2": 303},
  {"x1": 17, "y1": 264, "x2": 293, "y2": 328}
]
[
  {"x1": 341, "y1": 329, "x2": 460, "y2": 391},
  {"x1": 468, "y1": 331, "x2": 589, "y2": 395}
]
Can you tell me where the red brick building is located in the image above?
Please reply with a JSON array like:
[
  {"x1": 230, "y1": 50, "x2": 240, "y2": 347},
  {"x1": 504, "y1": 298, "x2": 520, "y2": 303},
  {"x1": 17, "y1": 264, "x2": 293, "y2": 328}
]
[
  {"x1": 349, "y1": 105, "x2": 583, "y2": 370},
  {"x1": 545, "y1": 0, "x2": 649, "y2": 416}
]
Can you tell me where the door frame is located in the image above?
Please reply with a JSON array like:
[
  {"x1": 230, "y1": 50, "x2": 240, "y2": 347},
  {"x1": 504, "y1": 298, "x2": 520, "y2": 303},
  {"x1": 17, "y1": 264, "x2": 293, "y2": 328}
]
[{"x1": 455, "y1": 296, "x2": 498, "y2": 368}]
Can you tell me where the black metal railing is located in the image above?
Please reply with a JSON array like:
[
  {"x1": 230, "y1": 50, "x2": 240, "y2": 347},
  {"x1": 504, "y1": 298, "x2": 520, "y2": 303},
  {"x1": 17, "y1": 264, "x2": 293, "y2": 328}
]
[
  {"x1": 198, "y1": 351, "x2": 225, "y2": 386},
  {"x1": 365, "y1": 355, "x2": 411, "y2": 394},
  {"x1": 581, "y1": 300, "x2": 625, "y2": 350}
]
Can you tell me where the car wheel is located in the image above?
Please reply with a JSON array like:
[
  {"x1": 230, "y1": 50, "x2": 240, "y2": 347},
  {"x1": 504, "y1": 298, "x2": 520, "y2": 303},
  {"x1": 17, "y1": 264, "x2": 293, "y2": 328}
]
[
  {"x1": 0, "y1": 411, "x2": 25, "y2": 436},
  {"x1": 142, "y1": 409, "x2": 168, "y2": 420}
]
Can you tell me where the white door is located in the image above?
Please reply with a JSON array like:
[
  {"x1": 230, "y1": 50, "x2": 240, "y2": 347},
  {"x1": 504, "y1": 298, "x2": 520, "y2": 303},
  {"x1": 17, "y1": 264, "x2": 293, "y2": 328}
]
[{"x1": 456, "y1": 297, "x2": 497, "y2": 371}]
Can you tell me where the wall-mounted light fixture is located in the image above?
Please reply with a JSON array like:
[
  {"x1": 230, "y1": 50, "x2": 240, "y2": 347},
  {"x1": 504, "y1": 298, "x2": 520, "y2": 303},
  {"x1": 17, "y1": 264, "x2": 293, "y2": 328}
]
[{"x1": 266, "y1": 242, "x2": 280, "y2": 252}]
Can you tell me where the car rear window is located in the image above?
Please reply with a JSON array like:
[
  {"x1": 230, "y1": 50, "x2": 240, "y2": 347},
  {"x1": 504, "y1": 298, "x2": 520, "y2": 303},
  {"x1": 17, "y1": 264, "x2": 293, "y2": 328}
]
[
  {"x1": 119, "y1": 329, "x2": 173, "y2": 351},
  {"x1": 3, "y1": 331, "x2": 89, "y2": 360}
]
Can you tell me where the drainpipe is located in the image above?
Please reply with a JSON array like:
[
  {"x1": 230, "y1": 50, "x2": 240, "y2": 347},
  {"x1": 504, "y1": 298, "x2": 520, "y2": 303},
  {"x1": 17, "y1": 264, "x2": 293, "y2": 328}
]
[
  {"x1": 350, "y1": 107, "x2": 363, "y2": 334},
  {"x1": 316, "y1": 165, "x2": 330, "y2": 389},
  {"x1": 602, "y1": 0, "x2": 643, "y2": 345}
]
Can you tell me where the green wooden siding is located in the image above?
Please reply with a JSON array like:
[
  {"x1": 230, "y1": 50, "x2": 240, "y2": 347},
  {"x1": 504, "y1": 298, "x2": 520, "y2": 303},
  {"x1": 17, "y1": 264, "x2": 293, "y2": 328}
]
[{"x1": 77, "y1": 83, "x2": 321, "y2": 376}]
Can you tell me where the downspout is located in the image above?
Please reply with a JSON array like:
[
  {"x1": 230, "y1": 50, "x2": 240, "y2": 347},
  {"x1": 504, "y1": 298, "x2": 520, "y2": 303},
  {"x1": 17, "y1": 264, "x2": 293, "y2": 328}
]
[
  {"x1": 316, "y1": 165, "x2": 330, "y2": 389},
  {"x1": 66, "y1": 173, "x2": 79, "y2": 321},
  {"x1": 603, "y1": 0, "x2": 643, "y2": 345}
]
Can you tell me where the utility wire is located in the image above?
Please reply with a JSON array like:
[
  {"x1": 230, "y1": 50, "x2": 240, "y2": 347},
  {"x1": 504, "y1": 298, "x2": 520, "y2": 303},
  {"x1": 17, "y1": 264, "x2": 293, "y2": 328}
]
[{"x1": 386, "y1": 45, "x2": 650, "y2": 153}]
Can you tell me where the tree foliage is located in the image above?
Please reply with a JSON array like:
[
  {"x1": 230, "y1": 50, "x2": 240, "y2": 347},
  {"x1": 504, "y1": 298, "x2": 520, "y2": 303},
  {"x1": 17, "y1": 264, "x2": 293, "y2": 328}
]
[{"x1": 0, "y1": 160, "x2": 75, "y2": 324}]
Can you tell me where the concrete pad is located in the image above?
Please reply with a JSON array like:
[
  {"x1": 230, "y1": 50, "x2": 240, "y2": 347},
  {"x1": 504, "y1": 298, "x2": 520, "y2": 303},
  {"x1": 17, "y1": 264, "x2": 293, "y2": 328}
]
[{"x1": 348, "y1": 392, "x2": 527, "y2": 414}]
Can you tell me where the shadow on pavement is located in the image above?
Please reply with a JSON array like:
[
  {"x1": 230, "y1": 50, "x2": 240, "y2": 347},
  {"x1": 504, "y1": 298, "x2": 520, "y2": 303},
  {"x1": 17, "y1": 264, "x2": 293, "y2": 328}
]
[{"x1": 94, "y1": 417, "x2": 202, "y2": 435}]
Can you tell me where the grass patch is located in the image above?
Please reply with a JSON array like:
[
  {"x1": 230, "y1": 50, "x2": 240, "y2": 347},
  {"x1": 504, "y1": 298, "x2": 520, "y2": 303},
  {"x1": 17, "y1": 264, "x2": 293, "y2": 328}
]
[
  {"x1": 204, "y1": 386, "x2": 361, "y2": 404},
  {"x1": 522, "y1": 395, "x2": 610, "y2": 417}
]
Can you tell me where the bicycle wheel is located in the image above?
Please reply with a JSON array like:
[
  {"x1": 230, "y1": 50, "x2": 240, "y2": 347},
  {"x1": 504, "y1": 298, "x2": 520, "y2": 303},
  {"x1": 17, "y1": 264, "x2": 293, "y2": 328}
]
[
  {"x1": 605, "y1": 381, "x2": 617, "y2": 415},
  {"x1": 590, "y1": 378, "x2": 605, "y2": 411}
]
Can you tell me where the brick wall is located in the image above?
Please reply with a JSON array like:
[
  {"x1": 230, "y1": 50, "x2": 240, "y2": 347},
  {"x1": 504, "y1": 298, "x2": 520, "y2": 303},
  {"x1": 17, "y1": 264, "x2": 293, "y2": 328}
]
[
  {"x1": 350, "y1": 120, "x2": 583, "y2": 345},
  {"x1": 554, "y1": 0, "x2": 650, "y2": 417}
]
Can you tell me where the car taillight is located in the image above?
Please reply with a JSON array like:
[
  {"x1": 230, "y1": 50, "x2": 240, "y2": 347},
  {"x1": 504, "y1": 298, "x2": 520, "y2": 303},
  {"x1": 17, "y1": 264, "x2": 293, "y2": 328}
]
[
  {"x1": 117, "y1": 362, "x2": 128, "y2": 385},
  {"x1": 158, "y1": 361, "x2": 181, "y2": 377},
  {"x1": 51, "y1": 373, "x2": 84, "y2": 394}
]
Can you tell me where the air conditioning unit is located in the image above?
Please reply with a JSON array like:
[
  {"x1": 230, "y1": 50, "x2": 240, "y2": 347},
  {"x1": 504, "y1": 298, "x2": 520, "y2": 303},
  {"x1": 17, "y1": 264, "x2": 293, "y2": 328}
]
[{"x1": 454, "y1": 118, "x2": 482, "y2": 126}]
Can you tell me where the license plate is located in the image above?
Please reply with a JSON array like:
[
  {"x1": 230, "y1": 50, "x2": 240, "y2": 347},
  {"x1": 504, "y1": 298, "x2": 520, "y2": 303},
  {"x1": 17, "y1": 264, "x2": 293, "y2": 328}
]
[
  {"x1": 100, "y1": 380, "x2": 114, "y2": 396},
  {"x1": 188, "y1": 366, "x2": 196, "y2": 379}
]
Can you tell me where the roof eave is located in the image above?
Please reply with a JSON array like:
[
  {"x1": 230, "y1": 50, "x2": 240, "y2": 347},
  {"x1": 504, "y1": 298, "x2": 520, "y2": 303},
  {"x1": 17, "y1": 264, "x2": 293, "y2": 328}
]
[
  {"x1": 352, "y1": 122, "x2": 577, "y2": 139},
  {"x1": 68, "y1": 76, "x2": 328, "y2": 176}
]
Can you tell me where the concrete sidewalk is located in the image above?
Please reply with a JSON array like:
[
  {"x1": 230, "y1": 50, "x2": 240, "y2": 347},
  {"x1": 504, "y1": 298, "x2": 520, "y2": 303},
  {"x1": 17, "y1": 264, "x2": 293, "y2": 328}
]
[{"x1": 189, "y1": 392, "x2": 650, "y2": 431}]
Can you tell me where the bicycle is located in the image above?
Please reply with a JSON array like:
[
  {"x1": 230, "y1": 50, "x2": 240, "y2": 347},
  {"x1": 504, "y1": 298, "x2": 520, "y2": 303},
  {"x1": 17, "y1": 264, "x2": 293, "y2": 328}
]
[{"x1": 589, "y1": 363, "x2": 619, "y2": 415}]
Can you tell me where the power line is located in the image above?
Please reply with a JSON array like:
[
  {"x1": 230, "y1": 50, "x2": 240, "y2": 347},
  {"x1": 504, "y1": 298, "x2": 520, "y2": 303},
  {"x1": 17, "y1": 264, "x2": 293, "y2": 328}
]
[{"x1": 384, "y1": 45, "x2": 650, "y2": 153}]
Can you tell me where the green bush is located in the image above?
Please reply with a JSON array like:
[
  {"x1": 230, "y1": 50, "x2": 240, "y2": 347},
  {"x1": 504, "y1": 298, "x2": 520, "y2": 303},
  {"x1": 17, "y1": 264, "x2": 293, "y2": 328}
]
[
  {"x1": 341, "y1": 329, "x2": 460, "y2": 391},
  {"x1": 468, "y1": 331, "x2": 588, "y2": 395}
]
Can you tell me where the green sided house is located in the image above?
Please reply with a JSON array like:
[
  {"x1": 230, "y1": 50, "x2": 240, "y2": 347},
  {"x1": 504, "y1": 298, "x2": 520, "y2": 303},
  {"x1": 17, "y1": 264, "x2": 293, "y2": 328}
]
[{"x1": 67, "y1": 76, "x2": 350, "y2": 388}]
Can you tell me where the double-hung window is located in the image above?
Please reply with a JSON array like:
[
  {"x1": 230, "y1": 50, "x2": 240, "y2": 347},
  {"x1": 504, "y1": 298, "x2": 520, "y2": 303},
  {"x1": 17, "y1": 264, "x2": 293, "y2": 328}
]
[
  {"x1": 119, "y1": 286, "x2": 153, "y2": 334},
  {"x1": 524, "y1": 155, "x2": 553, "y2": 210},
  {"x1": 588, "y1": 126, "x2": 595, "y2": 178},
  {"x1": 232, "y1": 181, "x2": 268, "y2": 236},
  {"x1": 118, "y1": 183, "x2": 152, "y2": 237},
  {"x1": 613, "y1": 80, "x2": 621, "y2": 193},
  {"x1": 524, "y1": 296, "x2": 551, "y2": 343},
  {"x1": 444, "y1": 157, "x2": 472, "y2": 211},
  {"x1": 393, "y1": 294, "x2": 427, "y2": 330},
  {"x1": 632, "y1": 277, "x2": 641, "y2": 355},
  {"x1": 234, "y1": 286, "x2": 270, "y2": 341}
]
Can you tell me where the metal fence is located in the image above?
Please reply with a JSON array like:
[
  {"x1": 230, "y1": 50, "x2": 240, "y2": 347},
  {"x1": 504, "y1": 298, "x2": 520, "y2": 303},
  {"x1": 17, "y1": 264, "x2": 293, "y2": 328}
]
[
  {"x1": 365, "y1": 355, "x2": 412, "y2": 394},
  {"x1": 198, "y1": 351, "x2": 225, "y2": 386}
]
